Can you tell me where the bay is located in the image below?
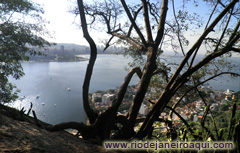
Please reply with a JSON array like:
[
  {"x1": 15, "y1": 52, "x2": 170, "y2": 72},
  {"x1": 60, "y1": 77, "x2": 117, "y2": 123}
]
[
  {"x1": 8, "y1": 54, "x2": 239, "y2": 125},
  {"x1": 9, "y1": 54, "x2": 140, "y2": 125}
]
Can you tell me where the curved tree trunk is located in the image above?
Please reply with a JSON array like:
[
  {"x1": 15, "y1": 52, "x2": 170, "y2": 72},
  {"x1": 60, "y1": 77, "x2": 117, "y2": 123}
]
[{"x1": 77, "y1": 0, "x2": 98, "y2": 124}]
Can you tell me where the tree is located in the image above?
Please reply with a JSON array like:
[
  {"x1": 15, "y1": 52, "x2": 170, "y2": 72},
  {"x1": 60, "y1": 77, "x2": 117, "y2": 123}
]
[
  {"x1": 49, "y1": 0, "x2": 240, "y2": 143},
  {"x1": 0, "y1": 0, "x2": 51, "y2": 103}
]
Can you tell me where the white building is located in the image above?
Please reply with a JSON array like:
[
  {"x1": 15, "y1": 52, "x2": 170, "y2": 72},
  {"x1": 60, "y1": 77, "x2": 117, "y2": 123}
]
[
  {"x1": 225, "y1": 89, "x2": 233, "y2": 95},
  {"x1": 193, "y1": 114, "x2": 198, "y2": 122},
  {"x1": 180, "y1": 112, "x2": 188, "y2": 120},
  {"x1": 102, "y1": 94, "x2": 115, "y2": 106},
  {"x1": 139, "y1": 104, "x2": 148, "y2": 115}
]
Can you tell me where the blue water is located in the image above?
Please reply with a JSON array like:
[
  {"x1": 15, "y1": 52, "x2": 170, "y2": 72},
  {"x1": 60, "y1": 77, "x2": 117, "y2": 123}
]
[{"x1": 8, "y1": 54, "x2": 239, "y2": 125}]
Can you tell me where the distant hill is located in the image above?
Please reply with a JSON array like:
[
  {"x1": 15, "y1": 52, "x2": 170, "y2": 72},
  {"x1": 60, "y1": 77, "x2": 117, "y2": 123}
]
[
  {"x1": 28, "y1": 43, "x2": 124, "y2": 62},
  {"x1": 44, "y1": 43, "x2": 124, "y2": 54}
]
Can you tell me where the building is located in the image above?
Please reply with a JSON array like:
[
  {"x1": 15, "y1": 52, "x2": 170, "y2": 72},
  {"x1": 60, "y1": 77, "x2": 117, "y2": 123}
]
[
  {"x1": 139, "y1": 104, "x2": 148, "y2": 116},
  {"x1": 92, "y1": 93, "x2": 102, "y2": 102},
  {"x1": 193, "y1": 114, "x2": 198, "y2": 121},
  {"x1": 102, "y1": 94, "x2": 115, "y2": 106}
]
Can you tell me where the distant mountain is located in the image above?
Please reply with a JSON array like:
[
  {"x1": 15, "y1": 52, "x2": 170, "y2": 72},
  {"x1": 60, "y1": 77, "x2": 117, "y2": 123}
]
[{"x1": 47, "y1": 43, "x2": 87, "y2": 50}]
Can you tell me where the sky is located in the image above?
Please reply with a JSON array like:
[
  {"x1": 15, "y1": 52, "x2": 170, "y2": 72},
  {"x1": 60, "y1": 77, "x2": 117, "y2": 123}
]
[
  {"x1": 33, "y1": 0, "x2": 239, "y2": 57},
  {"x1": 34, "y1": 0, "x2": 89, "y2": 45},
  {"x1": 34, "y1": 0, "x2": 214, "y2": 47}
]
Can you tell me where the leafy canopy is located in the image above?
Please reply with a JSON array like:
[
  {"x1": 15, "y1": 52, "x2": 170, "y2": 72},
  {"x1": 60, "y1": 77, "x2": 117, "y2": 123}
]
[{"x1": 0, "y1": 0, "x2": 51, "y2": 103}]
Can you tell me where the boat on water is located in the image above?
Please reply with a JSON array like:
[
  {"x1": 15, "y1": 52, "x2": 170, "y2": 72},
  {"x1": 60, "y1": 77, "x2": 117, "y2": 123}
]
[
  {"x1": 67, "y1": 88, "x2": 71, "y2": 91},
  {"x1": 19, "y1": 96, "x2": 26, "y2": 101},
  {"x1": 36, "y1": 95, "x2": 40, "y2": 99}
]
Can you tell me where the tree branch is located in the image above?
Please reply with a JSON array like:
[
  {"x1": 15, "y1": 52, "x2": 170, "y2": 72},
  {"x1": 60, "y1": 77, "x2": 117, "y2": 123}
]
[
  {"x1": 231, "y1": 47, "x2": 240, "y2": 53},
  {"x1": 205, "y1": 1, "x2": 219, "y2": 30},
  {"x1": 142, "y1": 0, "x2": 153, "y2": 42},
  {"x1": 155, "y1": 0, "x2": 168, "y2": 47},
  {"x1": 165, "y1": 106, "x2": 198, "y2": 140},
  {"x1": 171, "y1": 0, "x2": 185, "y2": 56},
  {"x1": 138, "y1": 27, "x2": 239, "y2": 137},
  {"x1": 213, "y1": 6, "x2": 234, "y2": 52},
  {"x1": 166, "y1": 0, "x2": 238, "y2": 92},
  {"x1": 111, "y1": 32, "x2": 145, "y2": 51},
  {"x1": 127, "y1": 6, "x2": 143, "y2": 37},
  {"x1": 169, "y1": 72, "x2": 240, "y2": 119},
  {"x1": 120, "y1": 0, "x2": 147, "y2": 47},
  {"x1": 188, "y1": 33, "x2": 240, "y2": 78},
  {"x1": 229, "y1": 18, "x2": 240, "y2": 42},
  {"x1": 103, "y1": 35, "x2": 114, "y2": 51},
  {"x1": 171, "y1": 33, "x2": 240, "y2": 97},
  {"x1": 114, "y1": 67, "x2": 142, "y2": 109},
  {"x1": 148, "y1": 2, "x2": 160, "y2": 24}
]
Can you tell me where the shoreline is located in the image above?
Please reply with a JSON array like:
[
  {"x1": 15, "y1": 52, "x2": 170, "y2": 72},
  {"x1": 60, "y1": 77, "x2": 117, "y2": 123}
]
[{"x1": 28, "y1": 54, "x2": 89, "y2": 62}]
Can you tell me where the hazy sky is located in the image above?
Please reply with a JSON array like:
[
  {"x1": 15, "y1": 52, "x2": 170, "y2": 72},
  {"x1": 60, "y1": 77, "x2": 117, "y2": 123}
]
[
  {"x1": 34, "y1": 0, "x2": 89, "y2": 45},
  {"x1": 34, "y1": 0, "x2": 205, "y2": 46},
  {"x1": 34, "y1": 0, "x2": 238, "y2": 56}
]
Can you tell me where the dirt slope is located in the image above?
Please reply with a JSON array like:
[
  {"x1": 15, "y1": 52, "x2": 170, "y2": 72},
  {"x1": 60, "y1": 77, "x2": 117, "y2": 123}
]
[{"x1": 0, "y1": 104, "x2": 115, "y2": 153}]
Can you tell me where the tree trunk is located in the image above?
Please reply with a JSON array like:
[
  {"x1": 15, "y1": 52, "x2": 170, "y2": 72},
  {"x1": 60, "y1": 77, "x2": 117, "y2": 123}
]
[
  {"x1": 121, "y1": 45, "x2": 157, "y2": 138},
  {"x1": 77, "y1": 0, "x2": 98, "y2": 124}
]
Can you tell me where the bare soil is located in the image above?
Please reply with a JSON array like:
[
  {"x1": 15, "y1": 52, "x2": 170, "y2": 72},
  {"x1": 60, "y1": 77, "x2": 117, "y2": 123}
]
[{"x1": 0, "y1": 104, "x2": 115, "y2": 153}]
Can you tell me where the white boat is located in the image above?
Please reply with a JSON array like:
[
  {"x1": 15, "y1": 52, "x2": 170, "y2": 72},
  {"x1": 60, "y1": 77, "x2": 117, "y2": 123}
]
[
  {"x1": 67, "y1": 88, "x2": 71, "y2": 91},
  {"x1": 19, "y1": 96, "x2": 26, "y2": 101}
]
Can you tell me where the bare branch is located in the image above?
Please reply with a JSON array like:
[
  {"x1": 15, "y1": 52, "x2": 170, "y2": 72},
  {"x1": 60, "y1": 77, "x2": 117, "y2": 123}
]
[
  {"x1": 103, "y1": 35, "x2": 114, "y2": 51},
  {"x1": 155, "y1": 0, "x2": 168, "y2": 47},
  {"x1": 205, "y1": 2, "x2": 219, "y2": 30},
  {"x1": 213, "y1": 7, "x2": 234, "y2": 52},
  {"x1": 148, "y1": 2, "x2": 160, "y2": 24},
  {"x1": 111, "y1": 32, "x2": 145, "y2": 51},
  {"x1": 171, "y1": 0, "x2": 185, "y2": 56},
  {"x1": 142, "y1": 0, "x2": 153, "y2": 42},
  {"x1": 229, "y1": 18, "x2": 240, "y2": 42},
  {"x1": 120, "y1": 0, "x2": 147, "y2": 47},
  {"x1": 127, "y1": 6, "x2": 143, "y2": 37}
]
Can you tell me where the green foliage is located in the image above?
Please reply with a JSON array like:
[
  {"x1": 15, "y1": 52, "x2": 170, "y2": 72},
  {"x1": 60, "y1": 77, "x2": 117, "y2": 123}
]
[
  {"x1": 0, "y1": 0, "x2": 51, "y2": 103},
  {"x1": 219, "y1": 104, "x2": 230, "y2": 111}
]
